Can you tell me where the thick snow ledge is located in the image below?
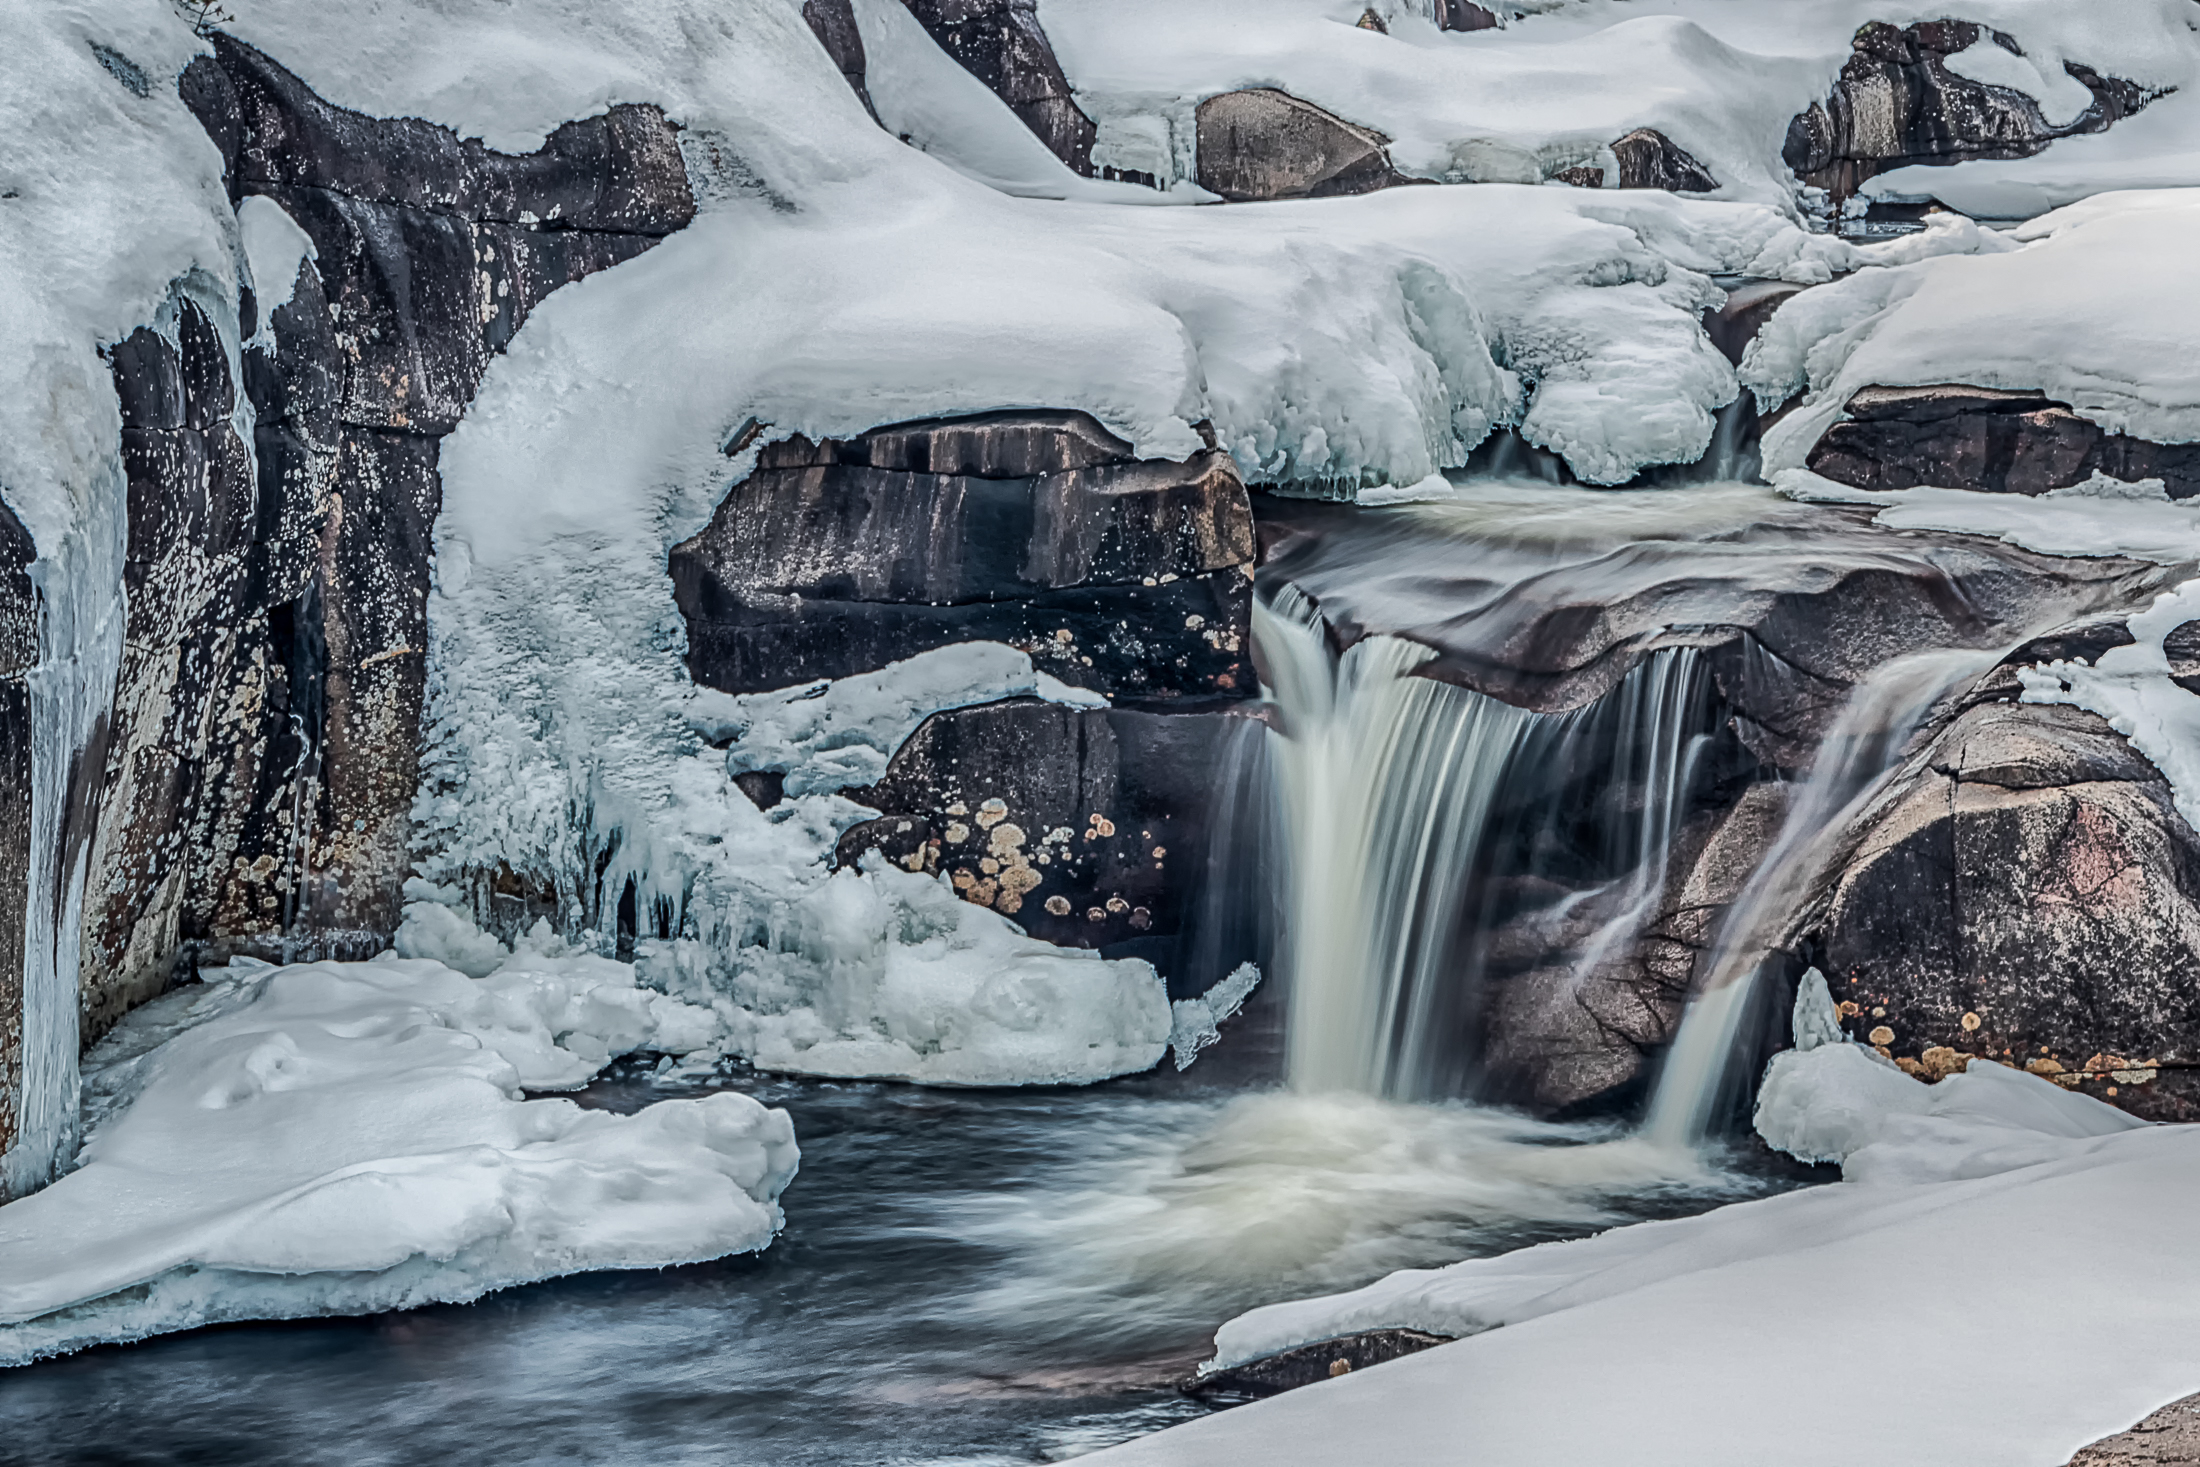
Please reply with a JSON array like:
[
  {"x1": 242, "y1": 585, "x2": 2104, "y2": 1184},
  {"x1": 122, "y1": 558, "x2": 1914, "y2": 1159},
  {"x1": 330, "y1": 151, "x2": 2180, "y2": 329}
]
[{"x1": 0, "y1": 955, "x2": 796, "y2": 1367}]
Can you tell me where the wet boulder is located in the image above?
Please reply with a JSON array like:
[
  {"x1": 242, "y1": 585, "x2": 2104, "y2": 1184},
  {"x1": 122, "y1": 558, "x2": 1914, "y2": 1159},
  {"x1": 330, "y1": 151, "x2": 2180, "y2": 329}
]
[
  {"x1": 1807, "y1": 384, "x2": 2200, "y2": 498},
  {"x1": 1194, "y1": 89, "x2": 1402, "y2": 202},
  {"x1": 1783, "y1": 21, "x2": 2157, "y2": 204},
  {"x1": 1810, "y1": 700, "x2": 2200, "y2": 1121},
  {"x1": 898, "y1": 0, "x2": 1098, "y2": 173},
  {"x1": 1184, "y1": 1329, "x2": 1452, "y2": 1401},
  {"x1": 1611, "y1": 128, "x2": 1718, "y2": 192},
  {"x1": 671, "y1": 412, "x2": 1256, "y2": 700},
  {"x1": 837, "y1": 697, "x2": 1263, "y2": 982}
]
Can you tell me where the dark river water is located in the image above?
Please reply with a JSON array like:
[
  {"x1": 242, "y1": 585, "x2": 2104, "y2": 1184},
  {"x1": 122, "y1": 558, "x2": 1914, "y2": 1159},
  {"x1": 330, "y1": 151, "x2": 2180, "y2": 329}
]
[{"x1": 0, "y1": 1051, "x2": 1802, "y2": 1467}]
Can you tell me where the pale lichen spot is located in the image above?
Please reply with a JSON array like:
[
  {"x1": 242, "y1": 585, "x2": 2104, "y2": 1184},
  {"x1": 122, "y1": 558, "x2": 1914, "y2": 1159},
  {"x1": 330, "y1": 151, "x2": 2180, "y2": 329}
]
[
  {"x1": 1045, "y1": 895, "x2": 1072, "y2": 916},
  {"x1": 975, "y1": 798, "x2": 1009, "y2": 829},
  {"x1": 1868, "y1": 1025, "x2": 1895, "y2": 1046}
]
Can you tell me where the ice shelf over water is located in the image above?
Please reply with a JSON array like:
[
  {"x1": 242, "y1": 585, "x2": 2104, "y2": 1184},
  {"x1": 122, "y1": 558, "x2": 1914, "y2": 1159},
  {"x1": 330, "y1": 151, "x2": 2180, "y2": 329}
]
[{"x1": 0, "y1": 952, "x2": 796, "y2": 1366}]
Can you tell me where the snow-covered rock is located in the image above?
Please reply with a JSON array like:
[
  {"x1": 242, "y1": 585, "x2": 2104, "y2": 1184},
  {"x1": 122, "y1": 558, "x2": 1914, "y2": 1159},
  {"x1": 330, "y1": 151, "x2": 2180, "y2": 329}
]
[{"x1": 0, "y1": 953, "x2": 795, "y2": 1365}]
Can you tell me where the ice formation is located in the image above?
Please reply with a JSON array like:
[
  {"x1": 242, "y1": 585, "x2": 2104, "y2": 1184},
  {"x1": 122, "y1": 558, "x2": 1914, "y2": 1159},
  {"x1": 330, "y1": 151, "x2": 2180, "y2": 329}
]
[{"x1": 0, "y1": 953, "x2": 796, "y2": 1366}]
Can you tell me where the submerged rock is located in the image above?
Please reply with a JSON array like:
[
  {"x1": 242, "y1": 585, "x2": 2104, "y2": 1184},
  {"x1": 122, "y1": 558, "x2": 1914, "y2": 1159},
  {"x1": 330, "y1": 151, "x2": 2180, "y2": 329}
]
[
  {"x1": 1807, "y1": 384, "x2": 2200, "y2": 498},
  {"x1": 1194, "y1": 89, "x2": 1402, "y2": 202},
  {"x1": 1783, "y1": 20, "x2": 2157, "y2": 204}
]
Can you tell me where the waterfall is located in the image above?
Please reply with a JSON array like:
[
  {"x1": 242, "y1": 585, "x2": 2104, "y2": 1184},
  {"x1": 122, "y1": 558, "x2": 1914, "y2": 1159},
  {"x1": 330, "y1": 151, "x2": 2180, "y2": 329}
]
[
  {"x1": 1641, "y1": 647, "x2": 1999, "y2": 1148},
  {"x1": 1257, "y1": 585, "x2": 1713, "y2": 1100}
]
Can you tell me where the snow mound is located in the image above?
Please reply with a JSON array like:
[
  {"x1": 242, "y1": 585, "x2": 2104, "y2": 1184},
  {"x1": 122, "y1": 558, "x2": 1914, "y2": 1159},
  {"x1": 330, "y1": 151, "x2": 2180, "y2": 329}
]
[
  {"x1": 711, "y1": 861, "x2": 1175, "y2": 1087},
  {"x1": 1043, "y1": 0, "x2": 2200, "y2": 212},
  {"x1": 1753, "y1": 190, "x2": 2200, "y2": 476},
  {"x1": 0, "y1": 955, "x2": 795, "y2": 1366}
]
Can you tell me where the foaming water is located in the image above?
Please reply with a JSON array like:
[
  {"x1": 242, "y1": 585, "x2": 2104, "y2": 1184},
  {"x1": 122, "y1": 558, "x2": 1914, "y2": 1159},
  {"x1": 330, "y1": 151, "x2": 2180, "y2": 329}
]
[{"x1": 937, "y1": 1089, "x2": 1755, "y2": 1362}]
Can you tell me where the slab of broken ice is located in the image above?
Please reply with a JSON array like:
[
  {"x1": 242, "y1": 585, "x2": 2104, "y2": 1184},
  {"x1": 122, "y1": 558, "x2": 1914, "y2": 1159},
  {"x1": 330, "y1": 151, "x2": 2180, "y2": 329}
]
[{"x1": 0, "y1": 951, "x2": 796, "y2": 1366}]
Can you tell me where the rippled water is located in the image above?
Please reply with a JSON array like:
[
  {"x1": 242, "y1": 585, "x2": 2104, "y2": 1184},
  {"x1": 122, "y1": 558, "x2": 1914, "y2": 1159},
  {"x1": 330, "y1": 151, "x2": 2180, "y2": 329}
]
[{"x1": 0, "y1": 1063, "x2": 1799, "y2": 1466}]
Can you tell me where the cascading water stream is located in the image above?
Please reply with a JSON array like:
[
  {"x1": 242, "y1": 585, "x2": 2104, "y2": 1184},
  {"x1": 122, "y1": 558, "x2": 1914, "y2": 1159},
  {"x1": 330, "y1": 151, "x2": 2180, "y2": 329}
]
[
  {"x1": 1257, "y1": 584, "x2": 1713, "y2": 1101},
  {"x1": 1259, "y1": 584, "x2": 1536, "y2": 1097},
  {"x1": 1641, "y1": 646, "x2": 2002, "y2": 1148}
]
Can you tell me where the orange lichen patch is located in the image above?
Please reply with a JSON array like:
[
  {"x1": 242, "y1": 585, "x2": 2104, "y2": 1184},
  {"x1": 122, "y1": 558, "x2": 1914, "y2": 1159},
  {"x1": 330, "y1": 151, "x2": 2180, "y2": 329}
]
[
  {"x1": 1836, "y1": 1000, "x2": 1861, "y2": 1019},
  {"x1": 1868, "y1": 1025, "x2": 1895, "y2": 1047},
  {"x1": 2026, "y1": 1056, "x2": 2066, "y2": 1077},
  {"x1": 1918, "y1": 1046, "x2": 1969, "y2": 1081}
]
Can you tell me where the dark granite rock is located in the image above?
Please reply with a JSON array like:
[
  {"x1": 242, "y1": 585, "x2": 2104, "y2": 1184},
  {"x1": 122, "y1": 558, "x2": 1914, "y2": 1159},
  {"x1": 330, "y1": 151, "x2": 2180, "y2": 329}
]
[
  {"x1": 802, "y1": 0, "x2": 879, "y2": 122},
  {"x1": 1432, "y1": 1, "x2": 1500, "y2": 32},
  {"x1": 1813, "y1": 700, "x2": 2200, "y2": 1121},
  {"x1": 1783, "y1": 21, "x2": 2158, "y2": 204},
  {"x1": 1809, "y1": 384, "x2": 2200, "y2": 499},
  {"x1": 1184, "y1": 1330, "x2": 1452, "y2": 1401},
  {"x1": 0, "y1": 504, "x2": 37, "y2": 1168},
  {"x1": 837, "y1": 698, "x2": 1262, "y2": 964},
  {"x1": 1703, "y1": 280, "x2": 1808, "y2": 367},
  {"x1": 1612, "y1": 127, "x2": 1718, "y2": 192},
  {"x1": 898, "y1": 0, "x2": 1097, "y2": 174},
  {"x1": 1194, "y1": 89, "x2": 1400, "y2": 202},
  {"x1": 672, "y1": 412, "x2": 1256, "y2": 699},
  {"x1": 61, "y1": 38, "x2": 697, "y2": 1039}
]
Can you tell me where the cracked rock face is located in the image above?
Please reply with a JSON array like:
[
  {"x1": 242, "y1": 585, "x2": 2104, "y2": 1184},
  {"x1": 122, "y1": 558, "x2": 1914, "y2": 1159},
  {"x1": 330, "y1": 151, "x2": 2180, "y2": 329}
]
[
  {"x1": 1808, "y1": 384, "x2": 2200, "y2": 499},
  {"x1": 64, "y1": 36, "x2": 694, "y2": 1040},
  {"x1": 673, "y1": 412, "x2": 1256, "y2": 700},
  {"x1": 1811, "y1": 697, "x2": 2200, "y2": 1121},
  {"x1": 1783, "y1": 20, "x2": 2157, "y2": 203}
]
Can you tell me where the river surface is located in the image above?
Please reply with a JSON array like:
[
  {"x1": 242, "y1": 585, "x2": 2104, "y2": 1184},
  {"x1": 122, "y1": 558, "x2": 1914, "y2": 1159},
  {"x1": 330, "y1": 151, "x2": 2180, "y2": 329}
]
[{"x1": 0, "y1": 1048, "x2": 1805, "y2": 1467}]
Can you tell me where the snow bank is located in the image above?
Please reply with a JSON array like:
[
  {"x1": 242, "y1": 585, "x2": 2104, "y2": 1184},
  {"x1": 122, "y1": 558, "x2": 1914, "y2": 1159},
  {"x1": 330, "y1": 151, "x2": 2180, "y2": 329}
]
[
  {"x1": 1041, "y1": 0, "x2": 2200, "y2": 211},
  {"x1": 1101, "y1": 970, "x2": 2190, "y2": 1467},
  {"x1": 2022, "y1": 579, "x2": 2200, "y2": 833},
  {"x1": 1753, "y1": 190, "x2": 2200, "y2": 479},
  {"x1": 0, "y1": 954, "x2": 795, "y2": 1365}
]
